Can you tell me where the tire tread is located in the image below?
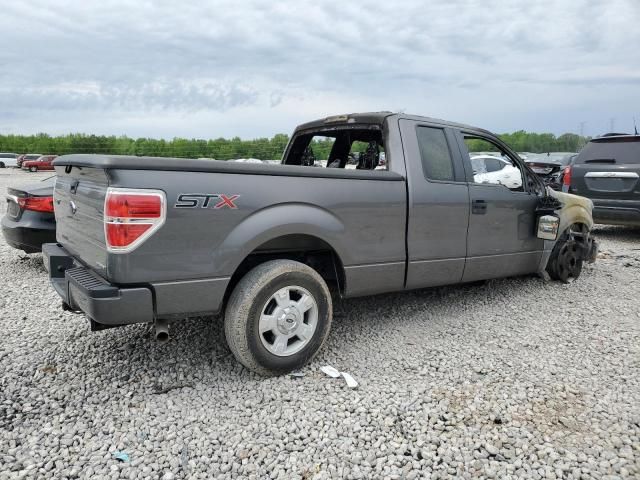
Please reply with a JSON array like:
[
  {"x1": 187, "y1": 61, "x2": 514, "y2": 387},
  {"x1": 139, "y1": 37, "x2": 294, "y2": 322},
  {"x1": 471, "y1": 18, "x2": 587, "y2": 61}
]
[{"x1": 224, "y1": 259, "x2": 332, "y2": 375}]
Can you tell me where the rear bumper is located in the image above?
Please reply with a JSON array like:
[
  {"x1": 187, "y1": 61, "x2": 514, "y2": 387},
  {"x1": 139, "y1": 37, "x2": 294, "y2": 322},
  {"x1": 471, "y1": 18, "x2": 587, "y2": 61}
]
[
  {"x1": 43, "y1": 243, "x2": 230, "y2": 327},
  {"x1": 591, "y1": 199, "x2": 640, "y2": 226},
  {"x1": 43, "y1": 243, "x2": 154, "y2": 326},
  {"x1": 1, "y1": 214, "x2": 56, "y2": 253}
]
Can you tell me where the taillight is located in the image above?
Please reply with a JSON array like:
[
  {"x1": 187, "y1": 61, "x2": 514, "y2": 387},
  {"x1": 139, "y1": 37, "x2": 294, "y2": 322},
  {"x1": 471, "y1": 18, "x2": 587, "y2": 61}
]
[
  {"x1": 562, "y1": 166, "x2": 572, "y2": 192},
  {"x1": 19, "y1": 196, "x2": 54, "y2": 213},
  {"x1": 104, "y1": 188, "x2": 166, "y2": 252}
]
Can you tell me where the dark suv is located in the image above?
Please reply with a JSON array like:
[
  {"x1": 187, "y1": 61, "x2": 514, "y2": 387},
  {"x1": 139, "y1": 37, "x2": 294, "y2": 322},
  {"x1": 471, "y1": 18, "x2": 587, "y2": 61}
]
[{"x1": 564, "y1": 135, "x2": 640, "y2": 226}]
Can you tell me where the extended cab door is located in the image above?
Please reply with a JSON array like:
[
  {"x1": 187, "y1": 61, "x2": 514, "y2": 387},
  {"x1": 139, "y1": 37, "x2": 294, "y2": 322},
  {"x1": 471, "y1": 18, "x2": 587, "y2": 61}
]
[
  {"x1": 453, "y1": 130, "x2": 543, "y2": 282},
  {"x1": 399, "y1": 119, "x2": 470, "y2": 288}
]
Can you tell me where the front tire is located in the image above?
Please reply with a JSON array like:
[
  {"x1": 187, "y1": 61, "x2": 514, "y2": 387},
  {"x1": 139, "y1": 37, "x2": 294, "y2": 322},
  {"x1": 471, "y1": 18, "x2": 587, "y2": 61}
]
[
  {"x1": 224, "y1": 259, "x2": 332, "y2": 376},
  {"x1": 546, "y1": 227, "x2": 584, "y2": 283},
  {"x1": 29, "y1": 166, "x2": 37, "y2": 172}
]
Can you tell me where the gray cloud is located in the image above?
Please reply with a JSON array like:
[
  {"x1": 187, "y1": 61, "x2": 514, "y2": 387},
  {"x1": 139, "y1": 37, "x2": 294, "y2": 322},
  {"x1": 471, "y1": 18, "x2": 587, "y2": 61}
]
[
  {"x1": 1, "y1": 0, "x2": 639, "y2": 138},
  {"x1": 0, "y1": 81, "x2": 258, "y2": 112}
]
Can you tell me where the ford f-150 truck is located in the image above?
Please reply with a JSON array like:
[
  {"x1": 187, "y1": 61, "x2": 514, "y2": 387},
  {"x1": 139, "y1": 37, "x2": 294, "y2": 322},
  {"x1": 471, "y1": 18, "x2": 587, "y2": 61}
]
[{"x1": 43, "y1": 112, "x2": 597, "y2": 375}]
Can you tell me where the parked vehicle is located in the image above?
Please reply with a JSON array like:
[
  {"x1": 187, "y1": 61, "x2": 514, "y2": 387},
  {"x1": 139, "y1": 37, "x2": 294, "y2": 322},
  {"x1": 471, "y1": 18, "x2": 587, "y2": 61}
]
[
  {"x1": 470, "y1": 154, "x2": 523, "y2": 189},
  {"x1": 17, "y1": 154, "x2": 43, "y2": 168},
  {"x1": 0, "y1": 153, "x2": 19, "y2": 168},
  {"x1": 42, "y1": 112, "x2": 597, "y2": 375},
  {"x1": 526, "y1": 153, "x2": 577, "y2": 190},
  {"x1": 2, "y1": 176, "x2": 56, "y2": 253},
  {"x1": 564, "y1": 134, "x2": 640, "y2": 226},
  {"x1": 22, "y1": 155, "x2": 57, "y2": 172}
]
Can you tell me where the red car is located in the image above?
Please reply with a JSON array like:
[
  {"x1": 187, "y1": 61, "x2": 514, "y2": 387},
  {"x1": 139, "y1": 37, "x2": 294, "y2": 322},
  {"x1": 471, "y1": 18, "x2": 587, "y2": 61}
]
[
  {"x1": 17, "y1": 153, "x2": 43, "y2": 168},
  {"x1": 22, "y1": 155, "x2": 57, "y2": 172}
]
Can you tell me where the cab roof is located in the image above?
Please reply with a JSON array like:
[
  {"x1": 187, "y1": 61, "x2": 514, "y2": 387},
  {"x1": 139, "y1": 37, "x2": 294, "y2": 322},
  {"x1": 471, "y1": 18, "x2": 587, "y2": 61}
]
[{"x1": 294, "y1": 111, "x2": 494, "y2": 137}]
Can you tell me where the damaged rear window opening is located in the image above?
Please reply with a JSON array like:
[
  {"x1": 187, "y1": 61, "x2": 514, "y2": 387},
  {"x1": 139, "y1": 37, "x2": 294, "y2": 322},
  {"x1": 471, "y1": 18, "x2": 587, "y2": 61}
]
[{"x1": 284, "y1": 126, "x2": 387, "y2": 171}]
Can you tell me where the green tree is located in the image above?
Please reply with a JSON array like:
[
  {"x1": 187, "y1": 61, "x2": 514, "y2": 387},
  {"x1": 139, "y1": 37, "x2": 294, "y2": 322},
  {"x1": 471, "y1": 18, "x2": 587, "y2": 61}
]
[{"x1": 0, "y1": 130, "x2": 589, "y2": 160}]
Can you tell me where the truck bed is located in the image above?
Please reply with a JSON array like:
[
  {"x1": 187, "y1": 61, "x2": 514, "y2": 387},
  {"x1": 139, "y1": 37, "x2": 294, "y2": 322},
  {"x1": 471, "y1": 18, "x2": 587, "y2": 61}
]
[{"x1": 51, "y1": 154, "x2": 407, "y2": 318}]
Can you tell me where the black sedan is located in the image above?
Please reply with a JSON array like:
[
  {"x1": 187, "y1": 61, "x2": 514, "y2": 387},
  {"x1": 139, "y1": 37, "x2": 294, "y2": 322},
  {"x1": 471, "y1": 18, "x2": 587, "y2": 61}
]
[
  {"x1": 526, "y1": 153, "x2": 577, "y2": 190},
  {"x1": 2, "y1": 176, "x2": 56, "y2": 253}
]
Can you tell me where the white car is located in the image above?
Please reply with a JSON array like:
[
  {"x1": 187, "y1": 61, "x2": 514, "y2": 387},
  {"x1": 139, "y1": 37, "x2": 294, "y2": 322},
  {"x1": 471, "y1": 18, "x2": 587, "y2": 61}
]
[
  {"x1": 470, "y1": 155, "x2": 522, "y2": 189},
  {"x1": 0, "y1": 153, "x2": 18, "y2": 168}
]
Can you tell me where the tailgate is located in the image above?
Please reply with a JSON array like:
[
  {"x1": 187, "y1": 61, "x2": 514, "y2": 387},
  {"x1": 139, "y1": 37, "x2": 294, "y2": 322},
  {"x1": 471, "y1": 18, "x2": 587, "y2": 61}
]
[{"x1": 53, "y1": 166, "x2": 109, "y2": 276}]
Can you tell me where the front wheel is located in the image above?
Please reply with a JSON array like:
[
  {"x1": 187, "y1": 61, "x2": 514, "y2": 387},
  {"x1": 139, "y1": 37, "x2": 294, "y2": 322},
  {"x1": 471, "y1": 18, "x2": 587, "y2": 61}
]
[
  {"x1": 0, "y1": 162, "x2": 5, "y2": 168},
  {"x1": 29, "y1": 166, "x2": 37, "y2": 172},
  {"x1": 224, "y1": 259, "x2": 332, "y2": 375},
  {"x1": 546, "y1": 227, "x2": 584, "y2": 283}
]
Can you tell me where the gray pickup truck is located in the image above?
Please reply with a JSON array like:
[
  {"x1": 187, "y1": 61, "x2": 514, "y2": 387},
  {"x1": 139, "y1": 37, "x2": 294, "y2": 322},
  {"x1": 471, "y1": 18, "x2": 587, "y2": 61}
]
[{"x1": 43, "y1": 112, "x2": 597, "y2": 375}]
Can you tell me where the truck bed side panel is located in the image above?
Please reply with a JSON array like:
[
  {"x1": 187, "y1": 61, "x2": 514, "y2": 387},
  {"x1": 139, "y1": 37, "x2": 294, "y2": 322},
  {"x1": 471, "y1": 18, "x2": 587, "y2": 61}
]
[{"x1": 101, "y1": 169, "x2": 407, "y2": 296}]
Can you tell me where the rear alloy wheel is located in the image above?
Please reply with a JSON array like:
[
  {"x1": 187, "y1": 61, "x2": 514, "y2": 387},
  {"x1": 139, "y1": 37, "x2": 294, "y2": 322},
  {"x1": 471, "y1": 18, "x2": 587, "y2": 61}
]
[
  {"x1": 547, "y1": 228, "x2": 584, "y2": 283},
  {"x1": 224, "y1": 259, "x2": 332, "y2": 375},
  {"x1": 258, "y1": 285, "x2": 320, "y2": 357}
]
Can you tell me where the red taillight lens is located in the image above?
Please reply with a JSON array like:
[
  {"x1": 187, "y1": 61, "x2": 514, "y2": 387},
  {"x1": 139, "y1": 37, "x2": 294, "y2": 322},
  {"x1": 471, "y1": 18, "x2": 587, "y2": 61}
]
[
  {"x1": 106, "y1": 223, "x2": 153, "y2": 248},
  {"x1": 105, "y1": 193, "x2": 162, "y2": 218},
  {"x1": 104, "y1": 189, "x2": 165, "y2": 252},
  {"x1": 19, "y1": 196, "x2": 54, "y2": 213},
  {"x1": 562, "y1": 165, "x2": 572, "y2": 187}
]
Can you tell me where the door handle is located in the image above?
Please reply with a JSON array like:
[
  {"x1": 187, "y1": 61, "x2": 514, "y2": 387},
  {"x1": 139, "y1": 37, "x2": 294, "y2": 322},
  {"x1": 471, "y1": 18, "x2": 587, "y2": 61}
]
[{"x1": 472, "y1": 199, "x2": 487, "y2": 214}]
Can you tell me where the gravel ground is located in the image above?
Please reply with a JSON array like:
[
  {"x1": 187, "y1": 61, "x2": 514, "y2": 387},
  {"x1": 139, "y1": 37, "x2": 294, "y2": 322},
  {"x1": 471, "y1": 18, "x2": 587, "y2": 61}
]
[{"x1": 0, "y1": 168, "x2": 638, "y2": 480}]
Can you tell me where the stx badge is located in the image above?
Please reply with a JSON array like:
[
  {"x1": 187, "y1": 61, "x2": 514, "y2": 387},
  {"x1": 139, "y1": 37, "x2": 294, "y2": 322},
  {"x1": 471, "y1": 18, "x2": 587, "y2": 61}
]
[{"x1": 175, "y1": 193, "x2": 239, "y2": 209}]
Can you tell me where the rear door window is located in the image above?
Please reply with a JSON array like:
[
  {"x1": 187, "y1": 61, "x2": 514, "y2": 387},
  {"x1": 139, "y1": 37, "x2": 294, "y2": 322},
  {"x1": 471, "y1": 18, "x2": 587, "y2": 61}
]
[{"x1": 416, "y1": 126, "x2": 455, "y2": 181}]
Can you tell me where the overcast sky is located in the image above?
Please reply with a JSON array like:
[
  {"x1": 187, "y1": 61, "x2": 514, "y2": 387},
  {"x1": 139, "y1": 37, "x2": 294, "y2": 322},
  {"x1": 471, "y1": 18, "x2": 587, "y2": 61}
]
[{"x1": 1, "y1": 0, "x2": 639, "y2": 139}]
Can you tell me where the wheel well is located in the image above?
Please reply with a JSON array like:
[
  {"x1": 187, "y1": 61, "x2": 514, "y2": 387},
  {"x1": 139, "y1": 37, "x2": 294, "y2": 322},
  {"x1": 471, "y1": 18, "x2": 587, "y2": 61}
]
[
  {"x1": 566, "y1": 222, "x2": 590, "y2": 240},
  {"x1": 222, "y1": 234, "x2": 345, "y2": 310}
]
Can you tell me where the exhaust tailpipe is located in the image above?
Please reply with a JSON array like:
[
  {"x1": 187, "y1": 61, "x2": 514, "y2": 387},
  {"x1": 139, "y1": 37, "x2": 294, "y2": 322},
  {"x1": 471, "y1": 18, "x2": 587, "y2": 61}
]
[{"x1": 155, "y1": 318, "x2": 169, "y2": 344}]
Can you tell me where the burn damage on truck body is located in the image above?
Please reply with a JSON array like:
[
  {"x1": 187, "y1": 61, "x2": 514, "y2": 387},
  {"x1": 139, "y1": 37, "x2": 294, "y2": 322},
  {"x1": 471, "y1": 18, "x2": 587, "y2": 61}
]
[{"x1": 537, "y1": 188, "x2": 598, "y2": 281}]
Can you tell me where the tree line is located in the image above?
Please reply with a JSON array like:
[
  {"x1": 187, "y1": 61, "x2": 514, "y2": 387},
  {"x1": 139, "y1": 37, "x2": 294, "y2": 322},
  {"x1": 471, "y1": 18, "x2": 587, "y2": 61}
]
[{"x1": 0, "y1": 130, "x2": 589, "y2": 160}]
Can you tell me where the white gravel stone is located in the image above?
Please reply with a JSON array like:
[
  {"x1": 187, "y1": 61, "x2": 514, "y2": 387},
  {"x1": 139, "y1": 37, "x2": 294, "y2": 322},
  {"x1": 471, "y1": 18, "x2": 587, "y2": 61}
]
[{"x1": 0, "y1": 168, "x2": 639, "y2": 479}]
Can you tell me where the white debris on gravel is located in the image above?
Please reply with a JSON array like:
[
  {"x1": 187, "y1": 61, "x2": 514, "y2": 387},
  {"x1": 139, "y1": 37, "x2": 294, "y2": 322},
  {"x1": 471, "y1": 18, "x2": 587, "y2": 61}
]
[
  {"x1": 340, "y1": 372, "x2": 358, "y2": 389},
  {"x1": 0, "y1": 168, "x2": 638, "y2": 479},
  {"x1": 320, "y1": 365, "x2": 341, "y2": 378},
  {"x1": 321, "y1": 366, "x2": 358, "y2": 388}
]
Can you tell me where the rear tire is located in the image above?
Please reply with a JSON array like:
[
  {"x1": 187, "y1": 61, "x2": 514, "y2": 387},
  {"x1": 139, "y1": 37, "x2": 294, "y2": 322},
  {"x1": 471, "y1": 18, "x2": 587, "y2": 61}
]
[
  {"x1": 0, "y1": 162, "x2": 5, "y2": 168},
  {"x1": 224, "y1": 259, "x2": 332, "y2": 376},
  {"x1": 29, "y1": 166, "x2": 37, "y2": 172}
]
